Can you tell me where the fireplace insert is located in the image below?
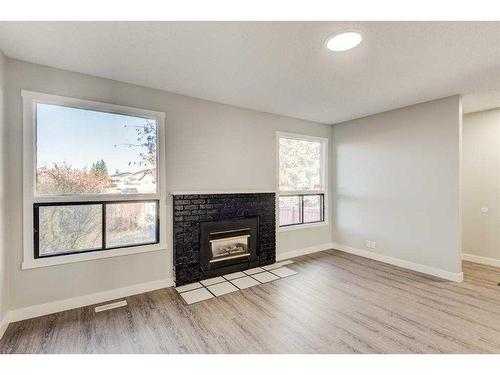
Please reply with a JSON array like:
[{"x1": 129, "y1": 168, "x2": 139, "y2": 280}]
[{"x1": 199, "y1": 217, "x2": 259, "y2": 279}]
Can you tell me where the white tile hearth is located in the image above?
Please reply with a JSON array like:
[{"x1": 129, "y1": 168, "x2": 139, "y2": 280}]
[
  {"x1": 200, "y1": 276, "x2": 226, "y2": 286},
  {"x1": 180, "y1": 288, "x2": 214, "y2": 304},
  {"x1": 175, "y1": 282, "x2": 203, "y2": 293},
  {"x1": 177, "y1": 265, "x2": 298, "y2": 305},
  {"x1": 262, "y1": 264, "x2": 281, "y2": 271},
  {"x1": 207, "y1": 281, "x2": 239, "y2": 296},
  {"x1": 231, "y1": 276, "x2": 260, "y2": 289},
  {"x1": 270, "y1": 266, "x2": 298, "y2": 278},
  {"x1": 251, "y1": 271, "x2": 280, "y2": 283},
  {"x1": 223, "y1": 271, "x2": 246, "y2": 280},
  {"x1": 243, "y1": 267, "x2": 265, "y2": 275},
  {"x1": 262, "y1": 260, "x2": 294, "y2": 270}
]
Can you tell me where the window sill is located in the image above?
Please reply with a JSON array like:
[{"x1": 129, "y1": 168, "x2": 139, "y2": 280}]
[
  {"x1": 22, "y1": 243, "x2": 166, "y2": 270},
  {"x1": 278, "y1": 221, "x2": 329, "y2": 232}
]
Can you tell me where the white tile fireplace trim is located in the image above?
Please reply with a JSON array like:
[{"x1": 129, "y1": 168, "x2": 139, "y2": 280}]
[
  {"x1": 170, "y1": 190, "x2": 277, "y2": 195},
  {"x1": 176, "y1": 263, "x2": 297, "y2": 305}
]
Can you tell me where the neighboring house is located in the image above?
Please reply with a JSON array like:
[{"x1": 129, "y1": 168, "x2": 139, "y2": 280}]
[{"x1": 108, "y1": 169, "x2": 156, "y2": 193}]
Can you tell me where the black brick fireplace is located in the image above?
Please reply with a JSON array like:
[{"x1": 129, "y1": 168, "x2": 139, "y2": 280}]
[{"x1": 172, "y1": 193, "x2": 276, "y2": 286}]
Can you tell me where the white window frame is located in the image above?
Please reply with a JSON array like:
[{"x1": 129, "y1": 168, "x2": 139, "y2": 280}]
[
  {"x1": 276, "y1": 131, "x2": 329, "y2": 232},
  {"x1": 22, "y1": 90, "x2": 167, "y2": 269}
]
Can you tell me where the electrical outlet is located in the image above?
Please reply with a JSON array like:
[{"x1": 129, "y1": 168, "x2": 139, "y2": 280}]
[
  {"x1": 366, "y1": 240, "x2": 371, "y2": 248},
  {"x1": 371, "y1": 241, "x2": 377, "y2": 249}
]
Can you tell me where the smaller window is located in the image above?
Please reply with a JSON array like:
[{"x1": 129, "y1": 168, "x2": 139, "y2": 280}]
[
  {"x1": 303, "y1": 194, "x2": 323, "y2": 223},
  {"x1": 279, "y1": 194, "x2": 324, "y2": 227},
  {"x1": 277, "y1": 132, "x2": 328, "y2": 228},
  {"x1": 105, "y1": 201, "x2": 158, "y2": 249},
  {"x1": 36, "y1": 203, "x2": 103, "y2": 257},
  {"x1": 279, "y1": 195, "x2": 301, "y2": 226}
]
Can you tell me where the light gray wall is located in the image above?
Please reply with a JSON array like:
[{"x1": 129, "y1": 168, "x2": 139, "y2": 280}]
[
  {"x1": 332, "y1": 96, "x2": 462, "y2": 274},
  {"x1": 462, "y1": 109, "x2": 500, "y2": 260},
  {"x1": 5, "y1": 59, "x2": 332, "y2": 310},
  {"x1": 0, "y1": 50, "x2": 8, "y2": 323}
]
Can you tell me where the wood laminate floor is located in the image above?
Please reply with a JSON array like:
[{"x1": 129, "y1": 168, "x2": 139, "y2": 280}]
[{"x1": 2, "y1": 250, "x2": 500, "y2": 353}]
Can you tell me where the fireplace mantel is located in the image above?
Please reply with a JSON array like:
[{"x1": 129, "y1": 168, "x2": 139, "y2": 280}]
[{"x1": 170, "y1": 190, "x2": 276, "y2": 196}]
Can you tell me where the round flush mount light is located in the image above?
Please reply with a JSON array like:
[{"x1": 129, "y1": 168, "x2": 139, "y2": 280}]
[{"x1": 326, "y1": 31, "x2": 363, "y2": 52}]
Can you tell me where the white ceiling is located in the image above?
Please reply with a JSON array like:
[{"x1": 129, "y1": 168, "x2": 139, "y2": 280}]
[{"x1": 1, "y1": 22, "x2": 500, "y2": 124}]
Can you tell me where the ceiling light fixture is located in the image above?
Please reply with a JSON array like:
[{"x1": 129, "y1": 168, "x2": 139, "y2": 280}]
[{"x1": 326, "y1": 31, "x2": 363, "y2": 52}]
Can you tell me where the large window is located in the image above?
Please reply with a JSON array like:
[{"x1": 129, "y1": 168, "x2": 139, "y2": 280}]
[
  {"x1": 23, "y1": 91, "x2": 166, "y2": 268},
  {"x1": 277, "y1": 132, "x2": 327, "y2": 228},
  {"x1": 36, "y1": 103, "x2": 158, "y2": 196}
]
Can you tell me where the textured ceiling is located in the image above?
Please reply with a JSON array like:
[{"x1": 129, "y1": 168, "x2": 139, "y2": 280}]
[{"x1": 1, "y1": 22, "x2": 500, "y2": 124}]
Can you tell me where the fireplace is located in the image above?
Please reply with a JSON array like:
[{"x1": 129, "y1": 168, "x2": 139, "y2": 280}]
[
  {"x1": 200, "y1": 217, "x2": 259, "y2": 278},
  {"x1": 172, "y1": 193, "x2": 276, "y2": 286}
]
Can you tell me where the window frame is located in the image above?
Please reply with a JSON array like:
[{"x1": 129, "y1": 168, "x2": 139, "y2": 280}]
[
  {"x1": 276, "y1": 131, "x2": 329, "y2": 231},
  {"x1": 22, "y1": 90, "x2": 167, "y2": 269}
]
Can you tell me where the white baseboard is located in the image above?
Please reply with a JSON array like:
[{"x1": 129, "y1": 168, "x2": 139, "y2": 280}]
[
  {"x1": 332, "y1": 242, "x2": 464, "y2": 282},
  {"x1": 0, "y1": 312, "x2": 10, "y2": 341},
  {"x1": 276, "y1": 242, "x2": 334, "y2": 261},
  {"x1": 462, "y1": 253, "x2": 500, "y2": 268},
  {"x1": 8, "y1": 277, "x2": 174, "y2": 323}
]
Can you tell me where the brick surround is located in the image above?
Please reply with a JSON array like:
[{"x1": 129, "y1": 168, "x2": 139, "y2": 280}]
[{"x1": 172, "y1": 193, "x2": 276, "y2": 286}]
